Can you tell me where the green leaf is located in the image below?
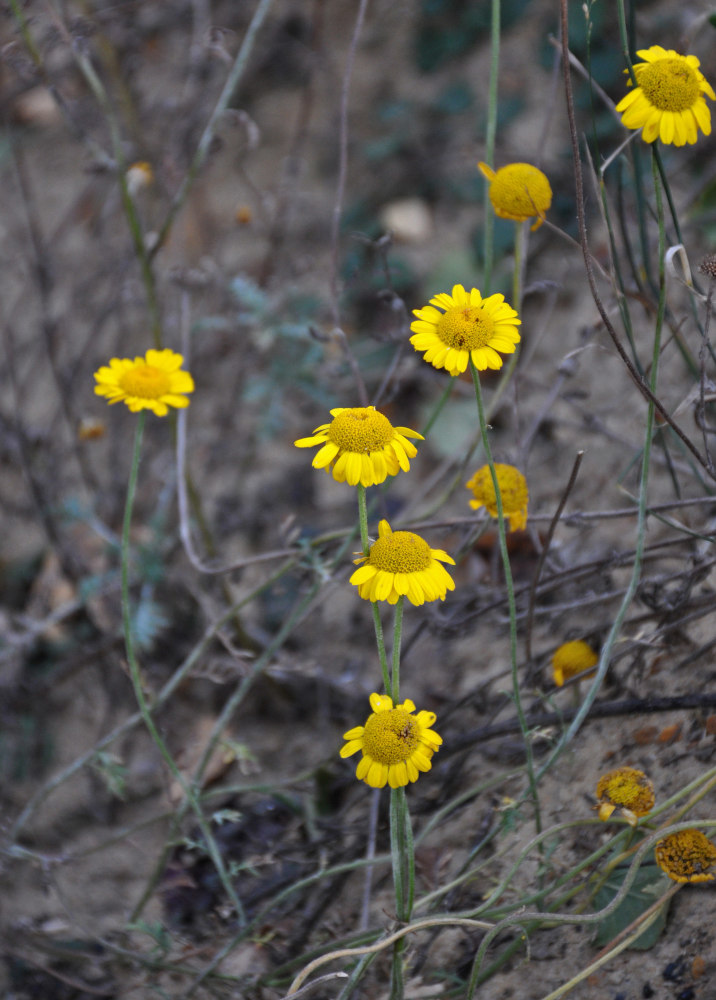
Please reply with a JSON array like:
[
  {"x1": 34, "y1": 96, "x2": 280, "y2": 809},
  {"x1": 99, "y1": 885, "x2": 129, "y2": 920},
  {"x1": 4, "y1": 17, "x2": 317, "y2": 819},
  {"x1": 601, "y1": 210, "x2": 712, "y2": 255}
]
[{"x1": 592, "y1": 864, "x2": 670, "y2": 951}]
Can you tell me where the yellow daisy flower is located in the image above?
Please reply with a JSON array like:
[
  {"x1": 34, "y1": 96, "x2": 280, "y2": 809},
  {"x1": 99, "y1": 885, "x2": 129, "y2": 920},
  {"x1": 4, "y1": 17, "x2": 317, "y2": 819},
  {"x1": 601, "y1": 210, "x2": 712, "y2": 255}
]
[
  {"x1": 595, "y1": 767, "x2": 655, "y2": 825},
  {"x1": 552, "y1": 640, "x2": 599, "y2": 687},
  {"x1": 350, "y1": 519, "x2": 455, "y2": 606},
  {"x1": 340, "y1": 692, "x2": 443, "y2": 789},
  {"x1": 294, "y1": 406, "x2": 423, "y2": 488},
  {"x1": 655, "y1": 829, "x2": 716, "y2": 883},
  {"x1": 478, "y1": 161, "x2": 552, "y2": 230},
  {"x1": 615, "y1": 46, "x2": 715, "y2": 146},
  {"x1": 93, "y1": 349, "x2": 194, "y2": 417},
  {"x1": 410, "y1": 283, "x2": 521, "y2": 375},
  {"x1": 465, "y1": 463, "x2": 528, "y2": 532}
]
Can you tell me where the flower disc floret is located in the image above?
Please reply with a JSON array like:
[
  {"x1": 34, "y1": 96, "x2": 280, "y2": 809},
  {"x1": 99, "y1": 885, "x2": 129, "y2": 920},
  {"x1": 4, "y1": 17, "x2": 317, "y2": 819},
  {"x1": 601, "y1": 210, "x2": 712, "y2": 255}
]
[
  {"x1": 655, "y1": 829, "x2": 716, "y2": 883},
  {"x1": 478, "y1": 162, "x2": 552, "y2": 230},
  {"x1": 93, "y1": 349, "x2": 194, "y2": 417},
  {"x1": 465, "y1": 463, "x2": 528, "y2": 532},
  {"x1": 294, "y1": 406, "x2": 423, "y2": 487},
  {"x1": 350, "y1": 519, "x2": 455, "y2": 605},
  {"x1": 596, "y1": 767, "x2": 655, "y2": 824},
  {"x1": 411, "y1": 284, "x2": 521, "y2": 375},
  {"x1": 552, "y1": 640, "x2": 598, "y2": 687},
  {"x1": 615, "y1": 46, "x2": 715, "y2": 146},
  {"x1": 340, "y1": 692, "x2": 443, "y2": 788}
]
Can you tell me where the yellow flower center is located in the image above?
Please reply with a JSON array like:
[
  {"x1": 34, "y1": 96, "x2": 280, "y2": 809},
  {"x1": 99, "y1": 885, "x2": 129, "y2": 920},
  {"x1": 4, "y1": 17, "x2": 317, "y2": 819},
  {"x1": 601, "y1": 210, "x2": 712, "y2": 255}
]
[
  {"x1": 328, "y1": 408, "x2": 394, "y2": 453},
  {"x1": 369, "y1": 531, "x2": 432, "y2": 573},
  {"x1": 491, "y1": 164, "x2": 552, "y2": 218},
  {"x1": 436, "y1": 307, "x2": 494, "y2": 350},
  {"x1": 637, "y1": 57, "x2": 700, "y2": 112},
  {"x1": 362, "y1": 707, "x2": 420, "y2": 764},
  {"x1": 119, "y1": 364, "x2": 171, "y2": 400}
]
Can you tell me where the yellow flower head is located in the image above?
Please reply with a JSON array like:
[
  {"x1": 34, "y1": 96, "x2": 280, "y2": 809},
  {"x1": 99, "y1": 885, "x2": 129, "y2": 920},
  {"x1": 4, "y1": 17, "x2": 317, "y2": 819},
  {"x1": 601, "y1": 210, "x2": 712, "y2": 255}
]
[
  {"x1": 410, "y1": 284, "x2": 521, "y2": 375},
  {"x1": 552, "y1": 640, "x2": 598, "y2": 687},
  {"x1": 350, "y1": 519, "x2": 455, "y2": 606},
  {"x1": 465, "y1": 463, "x2": 528, "y2": 532},
  {"x1": 478, "y1": 161, "x2": 552, "y2": 230},
  {"x1": 93, "y1": 349, "x2": 194, "y2": 417},
  {"x1": 655, "y1": 829, "x2": 716, "y2": 883},
  {"x1": 340, "y1": 692, "x2": 443, "y2": 789},
  {"x1": 615, "y1": 46, "x2": 715, "y2": 146},
  {"x1": 596, "y1": 767, "x2": 655, "y2": 825},
  {"x1": 294, "y1": 406, "x2": 423, "y2": 488}
]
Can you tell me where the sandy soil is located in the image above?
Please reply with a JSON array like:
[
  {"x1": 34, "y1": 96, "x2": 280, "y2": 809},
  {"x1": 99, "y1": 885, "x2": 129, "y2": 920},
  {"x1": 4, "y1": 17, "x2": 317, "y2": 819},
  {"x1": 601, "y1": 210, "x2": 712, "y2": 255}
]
[{"x1": 1, "y1": 1, "x2": 716, "y2": 998}]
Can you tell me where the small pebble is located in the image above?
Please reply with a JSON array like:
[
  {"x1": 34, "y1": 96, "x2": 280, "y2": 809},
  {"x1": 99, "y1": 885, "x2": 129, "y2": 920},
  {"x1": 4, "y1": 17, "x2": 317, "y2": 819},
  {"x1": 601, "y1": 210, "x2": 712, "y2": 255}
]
[{"x1": 663, "y1": 956, "x2": 687, "y2": 982}]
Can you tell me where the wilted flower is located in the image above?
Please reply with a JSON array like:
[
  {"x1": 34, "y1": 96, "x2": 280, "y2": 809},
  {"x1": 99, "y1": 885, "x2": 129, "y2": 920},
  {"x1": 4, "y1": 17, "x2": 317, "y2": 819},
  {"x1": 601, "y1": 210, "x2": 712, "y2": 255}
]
[
  {"x1": 552, "y1": 640, "x2": 598, "y2": 687},
  {"x1": 655, "y1": 829, "x2": 716, "y2": 883},
  {"x1": 478, "y1": 161, "x2": 552, "y2": 230},
  {"x1": 466, "y1": 463, "x2": 528, "y2": 532},
  {"x1": 596, "y1": 767, "x2": 655, "y2": 825}
]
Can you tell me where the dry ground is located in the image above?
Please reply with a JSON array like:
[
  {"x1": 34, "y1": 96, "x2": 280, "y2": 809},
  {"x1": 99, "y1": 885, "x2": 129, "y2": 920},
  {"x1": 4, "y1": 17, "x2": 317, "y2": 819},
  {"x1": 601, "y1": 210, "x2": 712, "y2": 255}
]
[{"x1": 1, "y1": 1, "x2": 716, "y2": 998}]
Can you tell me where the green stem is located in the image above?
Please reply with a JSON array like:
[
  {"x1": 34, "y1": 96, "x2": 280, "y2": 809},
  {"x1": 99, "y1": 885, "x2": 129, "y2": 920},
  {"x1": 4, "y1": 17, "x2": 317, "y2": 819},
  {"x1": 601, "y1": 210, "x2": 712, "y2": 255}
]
[
  {"x1": 512, "y1": 220, "x2": 525, "y2": 312},
  {"x1": 121, "y1": 413, "x2": 246, "y2": 924},
  {"x1": 389, "y1": 792, "x2": 404, "y2": 1000},
  {"x1": 420, "y1": 379, "x2": 454, "y2": 438},
  {"x1": 389, "y1": 786, "x2": 414, "y2": 1000},
  {"x1": 150, "y1": 0, "x2": 277, "y2": 260},
  {"x1": 357, "y1": 485, "x2": 391, "y2": 694},
  {"x1": 389, "y1": 788, "x2": 406, "y2": 915},
  {"x1": 534, "y1": 145, "x2": 667, "y2": 784},
  {"x1": 356, "y1": 482, "x2": 370, "y2": 554},
  {"x1": 62, "y1": 31, "x2": 162, "y2": 347},
  {"x1": 469, "y1": 362, "x2": 542, "y2": 834},
  {"x1": 482, "y1": 0, "x2": 500, "y2": 293},
  {"x1": 484, "y1": 221, "x2": 526, "y2": 411},
  {"x1": 391, "y1": 597, "x2": 404, "y2": 703},
  {"x1": 372, "y1": 605, "x2": 391, "y2": 698}
]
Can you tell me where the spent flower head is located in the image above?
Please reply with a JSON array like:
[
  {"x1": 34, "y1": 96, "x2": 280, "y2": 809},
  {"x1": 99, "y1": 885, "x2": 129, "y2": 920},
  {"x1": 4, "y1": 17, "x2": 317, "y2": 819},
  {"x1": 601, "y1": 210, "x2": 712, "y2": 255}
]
[
  {"x1": 350, "y1": 519, "x2": 455, "y2": 606},
  {"x1": 410, "y1": 284, "x2": 521, "y2": 375},
  {"x1": 655, "y1": 829, "x2": 716, "y2": 883},
  {"x1": 93, "y1": 349, "x2": 194, "y2": 417},
  {"x1": 699, "y1": 254, "x2": 716, "y2": 280},
  {"x1": 465, "y1": 463, "x2": 528, "y2": 532},
  {"x1": 340, "y1": 692, "x2": 443, "y2": 789},
  {"x1": 552, "y1": 640, "x2": 598, "y2": 687},
  {"x1": 294, "y1": 406, "x2": 423, "y2": 488},
  {"x1": 615, "y1": 46, "x2": 715, "y2": 145},
  {"x1": 478, "y1": 161, "x2": 552, "y2": 230},
  {"x1": 596, "y1": 767, "x2": 655, "y2": 825}
]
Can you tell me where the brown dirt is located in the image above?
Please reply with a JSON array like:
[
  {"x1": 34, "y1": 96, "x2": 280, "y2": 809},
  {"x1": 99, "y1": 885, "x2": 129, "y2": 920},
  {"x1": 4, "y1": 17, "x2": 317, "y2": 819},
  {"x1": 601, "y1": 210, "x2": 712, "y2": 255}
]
[{"x1": 1, "y1": 2, "x2": 716, "y2": 999}]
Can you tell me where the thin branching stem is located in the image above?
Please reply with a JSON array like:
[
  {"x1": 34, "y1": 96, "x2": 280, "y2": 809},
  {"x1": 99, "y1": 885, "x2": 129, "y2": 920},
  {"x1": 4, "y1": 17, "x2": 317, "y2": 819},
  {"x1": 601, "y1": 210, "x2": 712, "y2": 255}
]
[{"x1": 120, "y1": 413, "x2": 247, "y2": 925}]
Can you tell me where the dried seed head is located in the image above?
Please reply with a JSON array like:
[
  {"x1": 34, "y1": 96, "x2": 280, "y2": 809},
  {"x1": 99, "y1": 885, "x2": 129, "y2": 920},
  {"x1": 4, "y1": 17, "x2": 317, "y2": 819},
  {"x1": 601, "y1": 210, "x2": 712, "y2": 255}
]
[{"x1": 698, "y1": 254, "x2": 716, "y2": 280}]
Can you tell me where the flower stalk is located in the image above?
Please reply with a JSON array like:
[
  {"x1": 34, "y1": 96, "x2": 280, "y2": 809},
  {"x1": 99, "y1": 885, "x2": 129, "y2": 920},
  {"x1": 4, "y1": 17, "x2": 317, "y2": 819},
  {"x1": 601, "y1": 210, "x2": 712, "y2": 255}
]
[
  {"x1": 469, "y1": 362, "x2": 542, "y2": 833},
  {"x1": 121, "y1": 413, "x2": 246, "y2": 925}
]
